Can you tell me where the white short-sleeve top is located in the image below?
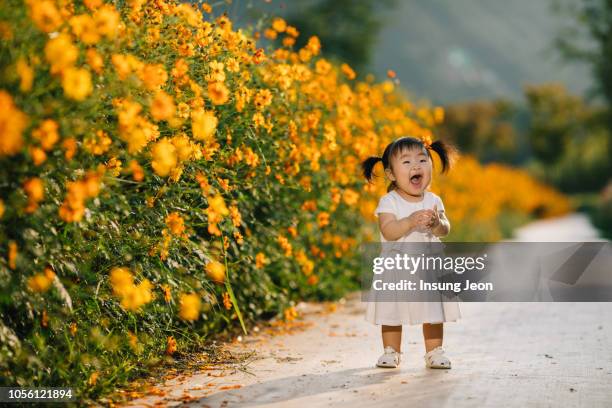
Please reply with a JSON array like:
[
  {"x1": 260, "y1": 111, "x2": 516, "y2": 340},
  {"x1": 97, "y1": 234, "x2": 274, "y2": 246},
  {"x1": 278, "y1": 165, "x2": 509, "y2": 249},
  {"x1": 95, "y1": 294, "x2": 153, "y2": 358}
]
[{"x1": 374, "y1": 189, "x2": 445, "y2": 243}]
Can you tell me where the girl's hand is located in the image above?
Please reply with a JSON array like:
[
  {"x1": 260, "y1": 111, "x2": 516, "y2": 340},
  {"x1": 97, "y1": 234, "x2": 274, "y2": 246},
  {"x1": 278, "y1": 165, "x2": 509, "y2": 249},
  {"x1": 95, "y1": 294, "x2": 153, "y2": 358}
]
[
  {"x1": 427, "y1": 204, "x2": 441, "y2": 229},
  {"x1": 407, "y1": 209, "x2": 436, "y2": 233}
]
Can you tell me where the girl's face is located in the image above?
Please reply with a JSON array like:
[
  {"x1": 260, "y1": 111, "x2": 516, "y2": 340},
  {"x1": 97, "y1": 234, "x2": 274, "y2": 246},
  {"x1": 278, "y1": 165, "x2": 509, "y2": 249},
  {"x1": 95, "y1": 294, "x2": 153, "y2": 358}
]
[{"x1": 385, "y1": 147, "x2": 432, "y2": 198}]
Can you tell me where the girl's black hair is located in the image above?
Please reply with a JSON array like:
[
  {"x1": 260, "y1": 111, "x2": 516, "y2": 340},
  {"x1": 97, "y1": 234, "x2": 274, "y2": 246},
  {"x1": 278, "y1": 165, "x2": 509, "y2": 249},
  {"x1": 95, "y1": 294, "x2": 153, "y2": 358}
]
[{"x1": 361, "y1": 136, "x2": 457, "y2": 192}]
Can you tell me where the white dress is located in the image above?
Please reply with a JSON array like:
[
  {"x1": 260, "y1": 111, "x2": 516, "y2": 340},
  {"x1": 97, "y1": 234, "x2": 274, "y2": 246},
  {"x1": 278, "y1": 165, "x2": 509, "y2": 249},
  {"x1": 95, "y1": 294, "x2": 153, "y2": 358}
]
[{"x1": 364, "y1": 189, "x2": 462, "y2": 326}]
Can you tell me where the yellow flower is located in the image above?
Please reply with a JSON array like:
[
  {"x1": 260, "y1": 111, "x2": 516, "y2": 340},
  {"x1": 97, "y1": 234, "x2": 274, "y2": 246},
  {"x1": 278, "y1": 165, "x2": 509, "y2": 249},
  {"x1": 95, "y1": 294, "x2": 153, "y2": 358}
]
[
  {"x1": 62, "y1": 67, "x2": 93, "y2": 101},
  {"x1": 284, "y1": 306, "x2": 298, "y2": 321},
  {"x1": 105, "y1": 156, "x2": 122, "y2": 177},
  {"x1": 45, "y1": 34, "x2": 78, "y2": 75},
  {"x1": 205, "y1": 260, "x2": 225, "y2": 283},
  {"x1": 109, "y1": 267, "x2": 153, "y2": 311},
  {"x1": 70, "y1": 14, "x2": 101, "y2": 44},
  {"x1": 151, "y1": 138, "x2": 177, "y2": 177},
  {"x1": 69, "y1": 322, "x2": 77, "y2": 337},
  {"x1": 207, "y1": 81, "x2": 229, "y2": 105},
  {"x1": 93, "y1": 5, "x2": 120, "y2": 39},
  {"x1": 254, "y1": 89, "x2": 273, "y2": 110},
  {"x1": 171, "y1": 134, "x2": 194, "y2": 161},
  {"x1": 112, "y1": 54, "x2": 132, "y2": 80},
  {"x1": 150, "y1": 91, "x2": 176, "y2": 121},
  {"x1": 342, "y1": 189, "x2": 359, "y2": 206},
  {"x1": 86, "y1": 48, "x2": 104, "y2": 74},
  {"x1": 206, "y1": 194, "x2": 229, "y2": 223},
  {"x1": 206, "y1": 61, "x2": 225, "y2": 83},
  {"x1": 272, "y1": 17, "x2": 286, "y2": 33},
  {"x1": 341, "y1": 63, "x2": 356, "y2": 80},
  {"x1": 16, "y1": 58, "x2": 34, "y2": 92},
  {"x1": 83, "y1": 129, "x2": 112, "y2": 155},
  {"x1": 179, "y1": 293, "x2": 201, "y2": 321},
  {"x1": 120, "y1": 279, "x2": 153, "y2": 311},
  {"x1": 191, "y1": 109, "x2": 218, "y2": 141},
  {"x1": 83, "y1": 0, "x2": 103, "y2": 10},
  {"x1": 110, "y1": 267, "x2": 134, "y2": 297}
]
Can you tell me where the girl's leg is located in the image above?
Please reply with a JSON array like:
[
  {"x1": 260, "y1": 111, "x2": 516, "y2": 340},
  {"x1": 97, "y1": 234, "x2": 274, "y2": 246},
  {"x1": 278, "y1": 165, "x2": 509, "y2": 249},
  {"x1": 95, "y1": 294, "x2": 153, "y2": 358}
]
[
  {"x1": 381, "y1": 325, "x2": 402, "y2": 352},
  {"x1": 422, "y1": 323, "x2": 443, "y2": 352}
]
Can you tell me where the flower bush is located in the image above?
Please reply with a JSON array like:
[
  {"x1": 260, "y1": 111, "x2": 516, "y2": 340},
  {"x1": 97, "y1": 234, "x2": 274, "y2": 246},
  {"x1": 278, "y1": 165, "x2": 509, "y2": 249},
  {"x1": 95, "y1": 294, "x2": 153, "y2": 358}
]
[{"x1": 0, "y1": 0, "x2": 570, "y2": 400}]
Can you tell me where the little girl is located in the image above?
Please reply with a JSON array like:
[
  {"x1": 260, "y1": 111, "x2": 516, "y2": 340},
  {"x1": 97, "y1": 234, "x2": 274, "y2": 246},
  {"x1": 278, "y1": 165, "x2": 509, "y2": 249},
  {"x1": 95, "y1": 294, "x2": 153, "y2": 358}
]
[{"x1": 361, "y1": 136, "x2": 461, "y2": 369}]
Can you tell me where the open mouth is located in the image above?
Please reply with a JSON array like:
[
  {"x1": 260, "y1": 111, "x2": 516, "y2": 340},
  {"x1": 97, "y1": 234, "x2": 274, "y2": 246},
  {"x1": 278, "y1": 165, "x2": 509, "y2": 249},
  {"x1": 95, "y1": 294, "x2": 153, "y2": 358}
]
[{"x1": 410, "y1": 174, "x2": 423, "y2": 185}]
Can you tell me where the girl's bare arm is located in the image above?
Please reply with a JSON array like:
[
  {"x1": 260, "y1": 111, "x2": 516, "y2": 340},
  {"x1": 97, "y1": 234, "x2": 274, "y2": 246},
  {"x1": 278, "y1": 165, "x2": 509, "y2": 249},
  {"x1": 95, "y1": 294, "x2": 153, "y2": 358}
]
[{"x1": 378, "y1": 211, "x2": 430, "y2": 241}]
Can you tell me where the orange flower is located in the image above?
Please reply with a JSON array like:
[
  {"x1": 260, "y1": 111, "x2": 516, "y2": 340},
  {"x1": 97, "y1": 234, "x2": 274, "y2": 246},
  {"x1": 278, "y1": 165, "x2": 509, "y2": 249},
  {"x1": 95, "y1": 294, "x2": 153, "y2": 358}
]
[
  {"x1": 129, "y1": 160, "x2": 144, "y2": 181},
  {"x1": 160, "y1": 284, "x2": 172, "y2": 303},
  {"x1": 27, "y1": 266, "x2": 55, "y2": 292},
  {"x1": 29, "y1": 147, "x2": 47, "y2": 165},
  {"x1": 0, "y1": 91, "x2": 28, "y2": 156},
  {"x1": 23, "y1": 177, "x2": 44, "y2": 213},
  {"x1": 207, "y1": 81, "x2": 229, "y2": 105},
  {"x1": 45, "y1": 34, "x2": 78, "y2": 75},
  {"x1": 166, "y1": 336, "x2": 177, "y2": 355},
  {"x1": 62, "y1": 137, "x2": 78, "y2": 160},
  {"x1": 27, "y1": 0, "x2": 62, "y2": 33},
  {"x1": 341, "y1": 63, "x2": 356, "y2": 80},
  {"x1": 139, "y1": 64, "x2": 168, "y2": 90},
  {"x1": 32, "y1": 119, "x2": 59, "y2": 151},
  {"x1": 222, "y1": 292, "x2": 232, "y2": 310},
  {"x1": 255, "y1": 252, "x2": 267, "y2": 269},
  {"x1": 165, "y1": 212, "x2": 185, "y2": 236},
  {"x1": 8, "y1": 241, "x2": 17, "y2": 270},
  {"x1": 86, "y1": 49, "x2": 104, "y2": 74},
  {"x1": 150, "y1": 91, "x2": 176, "y2": 121}
]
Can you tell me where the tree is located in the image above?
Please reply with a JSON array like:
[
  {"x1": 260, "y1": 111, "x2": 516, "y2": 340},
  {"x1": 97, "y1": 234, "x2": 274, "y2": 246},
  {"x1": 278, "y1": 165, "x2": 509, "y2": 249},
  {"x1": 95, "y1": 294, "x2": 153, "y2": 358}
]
[
  {"x1": 285, "y1": 0, "x2": 397, "y2": 75},
  {"x1": 553, "y1": 0, "x2": 612, "y2": 165}
]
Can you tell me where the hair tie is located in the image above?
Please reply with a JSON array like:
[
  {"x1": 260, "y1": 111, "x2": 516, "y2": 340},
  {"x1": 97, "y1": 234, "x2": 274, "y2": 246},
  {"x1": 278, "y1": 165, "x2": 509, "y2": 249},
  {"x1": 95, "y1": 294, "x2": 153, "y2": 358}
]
[{"x1": 422, "y1": 138, "x2": 432, "y2": 149}]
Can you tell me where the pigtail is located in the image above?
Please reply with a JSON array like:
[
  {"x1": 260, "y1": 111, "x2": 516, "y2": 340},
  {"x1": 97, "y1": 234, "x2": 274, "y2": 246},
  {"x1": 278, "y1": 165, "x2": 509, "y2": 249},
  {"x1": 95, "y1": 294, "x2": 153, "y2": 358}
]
[
  {"x1": 361, "y1": 156, "x2": 382, "y2": 183},
  {"x1": 428, "y1": 140, "x2": 458, "y2": 174}
]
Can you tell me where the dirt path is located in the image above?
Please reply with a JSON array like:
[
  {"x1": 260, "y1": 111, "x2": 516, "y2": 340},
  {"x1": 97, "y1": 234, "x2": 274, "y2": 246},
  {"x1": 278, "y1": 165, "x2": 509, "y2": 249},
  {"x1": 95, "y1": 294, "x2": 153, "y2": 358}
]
[{"x1": 125, "y1": 213, "x2": 611, "y2": 407}]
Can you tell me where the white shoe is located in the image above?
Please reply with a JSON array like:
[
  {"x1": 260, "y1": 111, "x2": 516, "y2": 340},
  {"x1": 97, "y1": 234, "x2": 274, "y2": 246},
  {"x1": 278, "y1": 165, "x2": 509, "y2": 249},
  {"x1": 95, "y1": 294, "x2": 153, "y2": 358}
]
[
  {"x1": 424, "y1": 346, "x2": 451, "y2": 369},
  {"x1": 377, "y1": 346, "x2": 401, "y2": 368}
]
